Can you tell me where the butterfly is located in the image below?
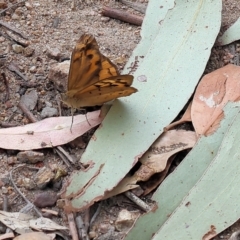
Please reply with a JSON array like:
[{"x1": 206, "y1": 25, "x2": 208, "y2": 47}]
[{"x1": 61, "y1": 34, "x2": 137, "y2": 129}]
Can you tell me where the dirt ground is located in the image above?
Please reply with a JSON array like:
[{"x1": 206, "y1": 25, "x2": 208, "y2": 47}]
[{"x1": 0, "y1": 0, "x2": 239, "y2": 239}]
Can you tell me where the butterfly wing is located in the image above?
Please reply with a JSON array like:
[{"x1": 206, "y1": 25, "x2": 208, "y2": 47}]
[
  {"x1": 67, "y1": 34, "x2": 102, "y2": 91},
  {"x1": 66, "y1": 83, "x2": 137, "y2": 108},
  {"x1": 62, "y1": 34, "x2": 137, "y2": 109}
]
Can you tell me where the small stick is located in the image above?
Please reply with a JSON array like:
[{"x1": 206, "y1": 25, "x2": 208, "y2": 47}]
[
  {"x1": 76, "y1": 215, "x2": 89, "y2": 240},
  {"x1": 0, "y1": 122, "x2": 19, "y2": 128},
  {"x1": 9, "y1": 164, "x2": 42, "y2": 217},
  {"x1": 54, "y1": 147, "x2": 73, "y2": 170},
  {"x1": 41, "y1": 208, "x2": 59, "y2": 216},
  {"x1": 0, "y1": 20, "x2": 28, "y2": 39},
  {"x1": 102, "y1": 6, "x2": 143, "y2": 26},
  {"x1": 84, "y1": 208, "x2": 90, "y2": 231},
  {"x1": 124, "y1": 191, "x2": 151, "y2": 212},
  {"x1": 118, "y1": 0, "x2": 147, "y2": 14},
  {"x1": 67, "y1": 212, "x2": 79, "y2": 240},
  {"x1": 90, "y1": 201, "x2": 102, "y2": 226},
  {"x1": 0, "y1": 0, "x2": 26, "y2": 16},
  {"x1": 1, "y1": 72, "x2": 10, "y2": 102},
  {"x1": 18, "y1": 101, "x2": 37, "y2": 123},
  {"x1": 8, "y1": 62, "x2": 29, "y2": 81},
  {"x1": 6, "y1": 30, "x2": 30, "y2": 47}
]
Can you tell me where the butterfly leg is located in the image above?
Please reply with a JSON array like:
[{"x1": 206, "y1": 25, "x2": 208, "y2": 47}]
[
  {"x1": 82, "y1": 109, "x2": 91, "y2": 126},
  {"x1": 70, "y1": 107, "x2": 75, "y2": 133}
]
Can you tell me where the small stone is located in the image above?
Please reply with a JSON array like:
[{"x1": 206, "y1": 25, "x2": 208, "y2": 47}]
[
  {"x1": 48, "y1": 61, "x2": 70, "y2": 92},
  {"x1": 22, "y1": 177, "x2": 36, "y2": 190},
  {"x1": 101, "y1": 17, "x2": 110, "y2": 22},
  {"x1": 12, "y1": 44, "x2": 24, "y2": 53},
  {"x1": 5, "y1": 100, "x2": 13, "y2": 109},
  {"x1": 33, "y1": 191, "x2": 58, "y2": 208},
  {"x1": 115, "y1": 209, "x2": 140, "y2": 232},
  {"x1": 41, "y1": 106, "x2": 58, "y2": 118},
  {"x1": 7, "y1": 156, "x2": 17, "y2": 165},
  {"x1": 98, "y1": 223, "x2": 112, "y2": 234},
  {"x1": 89, "y1": 231, "x2": 97, "y2": 239},
  {"x1": 25, "y1": 1, "x2": 33, "y2": 10},
  {"x1": 56, "y1": 199, "x2": 65, "y2": 209},
  {"x1": 24, "y1": 46, "x2": 35, "y2": 57},
  {"x1": 20, "y1": 89, "x2": 38, "y2": 110},
  {"x1": 11, "y1": 13, "x2": 20, "y2": 20},
  {"x1": 29, "y1": 66, "x2": 37, "y2": 73},
  {"x1": 0, "y1": 36, "x2": 5, "y2": 42},
  {"x1": 34, "y1": 166, "x2": 55, "y2": 189},
  {"x1": 17, "y1": 150, "x2": 44, "y2": 163},
  {"x1": 1, "y1": 187, "x2": 8, "y2": 194},
  {"x1": 46, "y1": 46, "x2": 62, "y2": 61}
]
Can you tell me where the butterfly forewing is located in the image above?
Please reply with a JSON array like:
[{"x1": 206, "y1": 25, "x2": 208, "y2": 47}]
[{"x1": 67, "y1": 34, "x2": 102, "y2": 91}]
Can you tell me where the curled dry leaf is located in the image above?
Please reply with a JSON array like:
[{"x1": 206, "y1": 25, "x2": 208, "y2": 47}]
[
  {"x1": 103, "y1": 130, "x2": 197, "y2": 198},
  {"x1": 0, "y1": 110, "x2": 106, "y2": 150},
  {"x1": 191, "y1": 64, "x2": 240, "y2": 136},
  {"x1": 164, "y1": 102, "x2": 192, "y2": 131}
]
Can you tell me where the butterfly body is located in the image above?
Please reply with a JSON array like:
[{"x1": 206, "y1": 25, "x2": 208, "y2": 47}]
[{"x1": 61, "y1": 34, "x2": 137, "y2": 110}]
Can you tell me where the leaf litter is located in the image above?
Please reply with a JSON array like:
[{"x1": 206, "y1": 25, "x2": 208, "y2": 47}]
[{"x1": 0, "y1": 0, "x2": 240, "y2": 239}]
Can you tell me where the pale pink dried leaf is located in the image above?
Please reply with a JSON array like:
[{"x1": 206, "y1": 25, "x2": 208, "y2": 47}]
[
  {"x1": 191, "y1": 64, "x2": 240, "y2": 135},
  {"x1": 0, "y1": 110, "x2": 104, "y2": 150}
]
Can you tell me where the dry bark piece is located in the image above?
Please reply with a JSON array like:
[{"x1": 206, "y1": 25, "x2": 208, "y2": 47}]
[{"x1": 102, "y1": 6, "x2": 143, "y2": 26}]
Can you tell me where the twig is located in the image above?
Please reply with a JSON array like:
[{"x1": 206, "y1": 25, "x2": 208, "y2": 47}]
[
  {"x1": 0, "y1": 20, "x2": 28, "y2": 39},
  {"x1": 67, "y1": 212, "x2": 79, "y2": 240},
  {"x1": 54, "y1": 147, "x2": 74, "y2": 170},
  {"x1": 6, "y1": 30, "x2": 30, "y2": 47},
  {"x1": 1, "y1": 72, "x2": 10, "y2": 102},
  {"x1": 0, "y1": 0, "x2": 26, "y2": 16},
  {"x1": 8, "y1": 62, "x2": 29, "y2": 81},
  {"x1": 124, "y1": 191, "x2": 151, "y2": 212},
  {"x1": 90, "y1": 201, "x2": 102, "y2": 226},
  {"x1": 102, "y1": 6, "x2": 143, "y2": 26},
  {"x1": 84, "y1": 208, "x2": 90, "y2": 231},
  {"x1": 18, "y1": 101, "x2": 37, "y2": 123},
  {"x1": 9, "y1": 164, "x2": 42, "y2": 217},
  {"x1": 76, "y1": 215, "x2": 89, "y2": 240},
  {"x1": 118, "y1": 0, "x2": 147, "y2": 14},
  {"x1": 2, "y1": 195, "x2": 8, "y2": 211}
]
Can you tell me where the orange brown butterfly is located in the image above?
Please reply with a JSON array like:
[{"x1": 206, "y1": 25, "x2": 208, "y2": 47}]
[{"x1": 61, "y1": 34, "x2": 137, "y2": 129}]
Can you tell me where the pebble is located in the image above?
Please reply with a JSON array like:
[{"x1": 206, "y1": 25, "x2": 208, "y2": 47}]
[
  {"x1": 0, "y1": 36, "x2": 5, "y2": 42},
  {"x1": 48, "y1": 61, "x2": 70, "y2": 92},
  {"x1": 46, "y1": 46, "x2": 62, "y2": 61},
  {"x1": 24, "y1": 46, "x2": 35, "y2": 57},
  {"x1": 12, "y1": 44, "x2": 24, "y2": 53},
  {"x1": 29, "y1": 66, "x2": 37, "y2": 73},
  {"x1": 11, "y1": 13, "x2": 20, "y2": 20},
  {"x1": 20, "y1": 89, "x2": 38, "y2": 110},
  {"x1": 41, "y1": 106, "x2": 58, "y2": 118},
  {"x1": 34, "y1": 166, "x2": 55, "y2": 189},
  {"x1": 115, "y1": 209, "x2": 140, "y2": 232},
  {"x1": 33, "y1": 191, "x2": 58, "y2": 208},
  {"x1": 25, "y1": 1, "x2": 33, "y2": 10},
  {"x1": 17, "y1": 150, "x2": 44, "y2": 163}
]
